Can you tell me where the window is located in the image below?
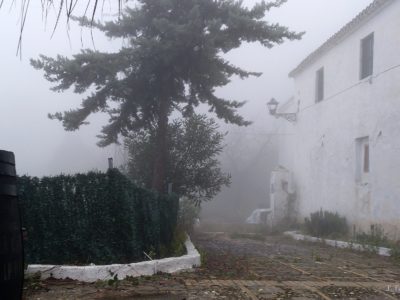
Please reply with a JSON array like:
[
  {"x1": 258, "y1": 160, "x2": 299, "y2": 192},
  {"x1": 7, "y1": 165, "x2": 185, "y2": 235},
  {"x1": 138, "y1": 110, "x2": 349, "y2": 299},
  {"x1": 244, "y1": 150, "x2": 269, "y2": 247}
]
[
  {"x1": 360, "y1": 33, "x2": 374, "y2": 79},
  {"x1": 355, "y1": 136, "x2": 370, "y2": 182},
  {"x1": 363, "y1": 143, "x2": 370, "y2": 173},
  {"x1": 315, "y1": 67, "x2": 324, "y2": 102}
]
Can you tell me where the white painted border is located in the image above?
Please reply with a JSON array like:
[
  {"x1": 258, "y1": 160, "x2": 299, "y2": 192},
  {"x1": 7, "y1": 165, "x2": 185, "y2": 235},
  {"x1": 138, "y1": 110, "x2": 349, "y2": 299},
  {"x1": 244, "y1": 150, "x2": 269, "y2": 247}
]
[
  {"x1": 26, "y1": 236, "x2": 201, "y2": 283},
  {"x1": 284, "y1": 231, "x2": 391, "y2": 256}
]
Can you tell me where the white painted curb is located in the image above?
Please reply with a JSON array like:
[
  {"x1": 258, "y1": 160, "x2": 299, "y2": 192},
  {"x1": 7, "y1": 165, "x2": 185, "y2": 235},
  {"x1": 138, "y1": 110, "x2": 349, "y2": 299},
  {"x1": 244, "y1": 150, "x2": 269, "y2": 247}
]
[
  {"x1": 26, "y1": 236, "x2": 201, "y2": 283},
  {"x1": 284, "y1": 231, "x2": 391, "y2": 257}
]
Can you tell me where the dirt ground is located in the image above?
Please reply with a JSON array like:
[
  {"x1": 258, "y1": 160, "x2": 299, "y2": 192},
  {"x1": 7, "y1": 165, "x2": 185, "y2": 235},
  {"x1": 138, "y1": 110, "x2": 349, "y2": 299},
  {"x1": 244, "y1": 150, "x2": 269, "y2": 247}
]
[{"x1": 24, "y1": 231, "x2": 400, "y2": 299}]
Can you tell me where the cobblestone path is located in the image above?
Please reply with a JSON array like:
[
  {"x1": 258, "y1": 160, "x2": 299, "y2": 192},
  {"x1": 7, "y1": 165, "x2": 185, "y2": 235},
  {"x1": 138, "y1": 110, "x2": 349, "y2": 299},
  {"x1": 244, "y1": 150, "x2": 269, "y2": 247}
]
[{"x1": 24, "y1": 232, "x2": 400, "y2": 299}]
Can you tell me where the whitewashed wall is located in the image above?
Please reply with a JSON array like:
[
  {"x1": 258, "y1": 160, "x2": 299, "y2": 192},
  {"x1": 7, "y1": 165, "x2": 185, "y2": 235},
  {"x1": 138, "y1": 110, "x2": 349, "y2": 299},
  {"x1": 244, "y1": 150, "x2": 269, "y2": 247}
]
[{"x1": 276, "y1": 1, "x2": 400, "y2": 237}]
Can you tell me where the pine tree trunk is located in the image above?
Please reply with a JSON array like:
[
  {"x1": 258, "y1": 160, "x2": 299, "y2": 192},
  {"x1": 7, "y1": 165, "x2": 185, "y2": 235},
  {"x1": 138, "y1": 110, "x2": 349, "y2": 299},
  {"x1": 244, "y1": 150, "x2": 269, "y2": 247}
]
[{"x1": 151, "y1": 98, "x2": 169, "y2": 193}]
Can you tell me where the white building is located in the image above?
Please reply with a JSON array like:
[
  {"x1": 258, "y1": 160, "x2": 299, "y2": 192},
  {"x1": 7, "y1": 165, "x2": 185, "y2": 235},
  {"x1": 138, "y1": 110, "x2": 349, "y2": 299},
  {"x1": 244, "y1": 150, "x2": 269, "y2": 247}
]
[{"x1": 273, "y1": 0, "x2": 400, "y2": 237}]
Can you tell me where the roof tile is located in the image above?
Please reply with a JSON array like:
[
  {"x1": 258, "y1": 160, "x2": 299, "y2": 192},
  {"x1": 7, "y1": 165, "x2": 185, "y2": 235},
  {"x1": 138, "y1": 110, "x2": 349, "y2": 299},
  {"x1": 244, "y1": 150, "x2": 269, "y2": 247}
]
[{"x1": 289, "y1": 0, "x2": 394, "y2": 77}]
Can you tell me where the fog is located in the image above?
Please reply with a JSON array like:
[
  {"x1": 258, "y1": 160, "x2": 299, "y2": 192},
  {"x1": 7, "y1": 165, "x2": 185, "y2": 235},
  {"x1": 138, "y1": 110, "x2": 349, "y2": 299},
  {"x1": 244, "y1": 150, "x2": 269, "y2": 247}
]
[{"x1": 0, "y1": 1, "x2": 373, "y2": 221}]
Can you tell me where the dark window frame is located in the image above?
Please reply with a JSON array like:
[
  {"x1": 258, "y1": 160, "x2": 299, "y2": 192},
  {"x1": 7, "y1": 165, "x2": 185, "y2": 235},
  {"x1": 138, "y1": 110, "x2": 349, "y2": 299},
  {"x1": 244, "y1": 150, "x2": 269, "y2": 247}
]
[
  {"x1": 363, "y1": 143, "x2": 370, "y2": 173},
  {"x1": 355, "y1": 136, "x2": 370, "y2": 182},
  {"x1": 315, "y1": 67, "x2": 324, "y2": 103},
  {"x1": 360, "y1": 32, "x2": 374, "y2": 80}
]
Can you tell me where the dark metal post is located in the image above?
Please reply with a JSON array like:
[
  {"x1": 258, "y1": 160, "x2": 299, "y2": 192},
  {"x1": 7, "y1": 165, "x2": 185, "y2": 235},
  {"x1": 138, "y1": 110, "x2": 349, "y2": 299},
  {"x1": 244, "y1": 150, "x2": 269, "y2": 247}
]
[
  {"x1": 0, "y1": 150, "x2": 23, "y2": 300},
  {"x1": 167, "y1": 183, "x2": 173, "y2": 195},
  {"x1": 108, "y1": 157, "x2": 114, "y2": 170}
]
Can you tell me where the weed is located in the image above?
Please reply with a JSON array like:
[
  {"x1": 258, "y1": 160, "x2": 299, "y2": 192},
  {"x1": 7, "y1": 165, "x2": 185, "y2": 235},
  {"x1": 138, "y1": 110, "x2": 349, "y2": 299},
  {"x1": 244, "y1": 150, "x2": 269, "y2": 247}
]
[
  {"x1": 170, "y1": 228, "x2": 187, "y2": 257},
  {"x1": 310, "y1": 250, "x2": 323, "y2": 262},
  {"x1": 390, "y1": 243, "x2": 400, "y2": 262},
  {"x1": 352, "y1": 225, "x2": 400, "y2": 261},
  {"x1": 107, "y1": 273, "x2": 119, "y2": 288},
  {"x1": 94, "y1": 280, "x2": 107, "y2": 288},
  {"x1": 157, "y1": 227, "x2": 187, "y2": 259},
  {"x1": 146, "y1": 247, "x2": 157, "y2": 259},
  {"x1": 292, "y1": 257, "x2": 302, "y2": 263},
  {"x1": 355, "y1": 224, "x2": 389, "y2": 247},
  {"x1": 348, "y1": 240, "x2": 354, "y2": 250},
  {"x1": 24, "y1": 272, "x2": 45, "y2": 291},
  {"x1": 198, "y1": 248, "x2": 208, "y2": 265},
  {"x1": 125, "y1": 276, "x2": 140, "y2": 286}
]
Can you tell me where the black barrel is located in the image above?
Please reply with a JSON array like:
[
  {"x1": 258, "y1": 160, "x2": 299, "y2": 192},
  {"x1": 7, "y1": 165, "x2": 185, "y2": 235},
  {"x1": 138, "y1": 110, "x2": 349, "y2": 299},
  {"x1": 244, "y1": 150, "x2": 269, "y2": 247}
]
[{"x1": 0, "y1": 150, "x2": 23, "y2": 300}]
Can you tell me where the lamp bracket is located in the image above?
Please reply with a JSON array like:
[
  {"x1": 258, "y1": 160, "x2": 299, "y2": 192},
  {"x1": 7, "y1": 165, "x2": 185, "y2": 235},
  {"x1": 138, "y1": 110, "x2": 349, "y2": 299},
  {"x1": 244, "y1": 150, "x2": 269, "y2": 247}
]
[{"x1": 274, "y1": 113, "x2": 297, "y2": 123}]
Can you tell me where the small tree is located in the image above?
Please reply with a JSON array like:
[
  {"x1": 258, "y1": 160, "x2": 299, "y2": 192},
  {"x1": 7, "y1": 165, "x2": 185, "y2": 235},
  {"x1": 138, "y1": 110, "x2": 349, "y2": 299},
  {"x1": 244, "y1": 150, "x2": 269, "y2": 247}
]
[
  {"x1": 31, "y1": 0, "x2": 303, "y2": 193},
  {"x1": 125, "y1": 114, "x2": 230, "y2": 206}
]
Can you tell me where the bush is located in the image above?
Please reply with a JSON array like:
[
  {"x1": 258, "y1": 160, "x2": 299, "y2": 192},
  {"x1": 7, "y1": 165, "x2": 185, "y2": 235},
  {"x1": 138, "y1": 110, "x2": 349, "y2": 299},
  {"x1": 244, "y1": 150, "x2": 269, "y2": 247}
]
[
  {"x1": 178, "y1": 197, "x2": 200, "y2": 233},
  {"x1": 18, "y1": 169, "x2": 179, "y2": 265},
  {"x1": 354, "y1": 224, "x2": 390, "y2": 248},
  {"x1": 304, "y1": 210, "x2": 348, "y2": 238},
  {"x1": 160, "y1": 228, "x2": 187, "y2": 258},
  {"x1": 352, "y1": 225, "x2": 400, "y2": 261}
]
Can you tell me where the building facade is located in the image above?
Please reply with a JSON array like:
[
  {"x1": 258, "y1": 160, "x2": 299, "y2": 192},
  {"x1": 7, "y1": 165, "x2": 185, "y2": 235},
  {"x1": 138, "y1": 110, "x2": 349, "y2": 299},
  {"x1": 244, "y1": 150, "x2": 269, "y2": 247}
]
[{"x1": 274, "y1": 0, "x2": 400, "y2": 236}]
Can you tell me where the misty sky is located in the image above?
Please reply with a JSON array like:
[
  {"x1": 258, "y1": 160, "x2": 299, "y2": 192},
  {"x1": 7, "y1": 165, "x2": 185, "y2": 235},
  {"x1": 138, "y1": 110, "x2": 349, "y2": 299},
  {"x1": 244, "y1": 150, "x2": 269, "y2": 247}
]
[{"x1": 0, "y1": 0, "x2": 373, "y2": 176}]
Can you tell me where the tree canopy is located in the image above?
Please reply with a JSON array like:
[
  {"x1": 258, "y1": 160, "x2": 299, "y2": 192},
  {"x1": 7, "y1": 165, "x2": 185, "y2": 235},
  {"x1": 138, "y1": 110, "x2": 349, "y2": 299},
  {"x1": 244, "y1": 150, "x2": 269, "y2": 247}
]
[
  {"x1": 125, "y1": 114, "x2": 230, "y2": 206},
  {"x1": 31, "y1": 0, "x2": 303, "y2": 192}
]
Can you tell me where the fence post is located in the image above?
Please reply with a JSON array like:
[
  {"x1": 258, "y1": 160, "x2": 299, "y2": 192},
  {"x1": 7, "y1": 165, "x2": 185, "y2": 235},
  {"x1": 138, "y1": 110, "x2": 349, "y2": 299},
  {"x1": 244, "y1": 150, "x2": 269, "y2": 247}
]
[{"x1": 0, "y1": 150, "x2": 23, "y2": 300}]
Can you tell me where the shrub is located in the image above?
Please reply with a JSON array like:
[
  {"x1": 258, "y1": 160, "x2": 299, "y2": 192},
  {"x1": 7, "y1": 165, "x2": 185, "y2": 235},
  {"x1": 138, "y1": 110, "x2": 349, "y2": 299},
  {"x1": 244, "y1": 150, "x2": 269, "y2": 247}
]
[
  {"x1": 178, "y1": 197, "x2": 200, "y2": 233},
  {"x1": 352, "y1": 225, "x2": 400, "y2": 261},
  {"x1": 18, "y1": 169, "x2": 179, "y2": 265},
  {"x1": 354, "y1": 224, "x2": 389, "y2": 249},
  {"x1": 160, "y1": 228, "x2": 187, "y2": 258},
  {"x1": 304, "y1": 210, "x2": 348, "y2": 238}
]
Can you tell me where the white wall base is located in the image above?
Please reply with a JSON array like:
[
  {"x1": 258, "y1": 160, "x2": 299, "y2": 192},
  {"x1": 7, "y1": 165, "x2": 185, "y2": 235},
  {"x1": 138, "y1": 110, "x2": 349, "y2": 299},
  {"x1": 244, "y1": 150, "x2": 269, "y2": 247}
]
[
  {"x1": 26, "y1": 236, "x2": 201, "y2": 283},
  {"x1": 284, "y1": 231, "x2": 391, "y2": 256}
]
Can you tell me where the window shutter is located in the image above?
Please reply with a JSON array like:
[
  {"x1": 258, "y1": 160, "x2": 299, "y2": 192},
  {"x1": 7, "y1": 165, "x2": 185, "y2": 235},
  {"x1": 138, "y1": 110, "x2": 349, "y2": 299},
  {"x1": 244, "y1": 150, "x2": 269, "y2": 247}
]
[
  {"x1": 364, "y1": 144, "x2": 370, "y2": 173},
  {"x1": 316, "y1": 67, "x2": 324, "y2": 102},
  {"x1": 360, "y1": 33, "x2": 374, "y2": 79}
]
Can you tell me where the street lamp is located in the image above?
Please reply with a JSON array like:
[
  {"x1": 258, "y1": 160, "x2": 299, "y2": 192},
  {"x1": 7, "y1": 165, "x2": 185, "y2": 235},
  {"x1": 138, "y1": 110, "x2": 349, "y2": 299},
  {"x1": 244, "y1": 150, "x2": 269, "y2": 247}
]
[
  {"x1": 267, "y1": 98, "x2": 279, "y2": 115},
  {"x1": 267, "y1": 98, "x2": 297, "y2": 123}
]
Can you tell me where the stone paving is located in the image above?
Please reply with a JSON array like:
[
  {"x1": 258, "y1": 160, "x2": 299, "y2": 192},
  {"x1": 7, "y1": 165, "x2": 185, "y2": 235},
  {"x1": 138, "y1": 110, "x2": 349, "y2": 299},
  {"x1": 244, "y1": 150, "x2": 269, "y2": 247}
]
[{"x1": 24, "y1": 232, "x2": 400, "y2": 299}]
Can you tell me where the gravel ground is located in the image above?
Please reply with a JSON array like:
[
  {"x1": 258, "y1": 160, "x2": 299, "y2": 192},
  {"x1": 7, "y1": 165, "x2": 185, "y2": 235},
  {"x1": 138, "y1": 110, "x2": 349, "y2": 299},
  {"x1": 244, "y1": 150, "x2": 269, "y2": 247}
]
[{"x1": 23, "y1": 231, "x2": 400, "y2": 299}]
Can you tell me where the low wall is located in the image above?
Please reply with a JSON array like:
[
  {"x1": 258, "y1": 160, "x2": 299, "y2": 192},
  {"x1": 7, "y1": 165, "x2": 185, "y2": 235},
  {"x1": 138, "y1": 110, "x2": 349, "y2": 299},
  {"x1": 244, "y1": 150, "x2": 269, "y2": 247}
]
[
  {"x1": 284, "y1": 231, "x2": 391, "y2": 256},
  {"x1": 26, "y1": 236, "x2": 200, "y2": 283}
]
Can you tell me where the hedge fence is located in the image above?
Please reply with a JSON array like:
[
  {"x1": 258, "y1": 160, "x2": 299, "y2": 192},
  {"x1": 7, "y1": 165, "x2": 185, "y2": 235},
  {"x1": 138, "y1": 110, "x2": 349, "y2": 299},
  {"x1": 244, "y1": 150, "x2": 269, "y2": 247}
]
[{"x1": 18, "y1": 169, "x2": 179, "y2": 265}]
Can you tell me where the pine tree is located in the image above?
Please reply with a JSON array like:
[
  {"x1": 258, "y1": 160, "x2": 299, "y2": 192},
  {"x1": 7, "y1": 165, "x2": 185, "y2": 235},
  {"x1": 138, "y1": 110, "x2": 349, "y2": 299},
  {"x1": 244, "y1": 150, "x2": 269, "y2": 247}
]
[{"x1": 31, "y1": 0, "x2": 303, "y2": 193}]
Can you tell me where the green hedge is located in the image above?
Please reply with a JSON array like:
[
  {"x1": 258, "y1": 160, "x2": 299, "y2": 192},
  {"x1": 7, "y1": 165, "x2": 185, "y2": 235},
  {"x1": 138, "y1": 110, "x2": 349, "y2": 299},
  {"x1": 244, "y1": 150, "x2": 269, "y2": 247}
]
[{"x1": 18, "y1": 169, "x2": 179, "y2": 265}]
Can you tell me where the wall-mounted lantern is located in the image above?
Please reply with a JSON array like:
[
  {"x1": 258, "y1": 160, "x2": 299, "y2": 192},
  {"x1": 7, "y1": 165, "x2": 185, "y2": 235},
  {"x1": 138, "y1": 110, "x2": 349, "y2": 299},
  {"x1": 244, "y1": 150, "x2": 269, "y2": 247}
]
[{"x1": 267, "y1": 98, "x2": 297, "y2": 123}]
